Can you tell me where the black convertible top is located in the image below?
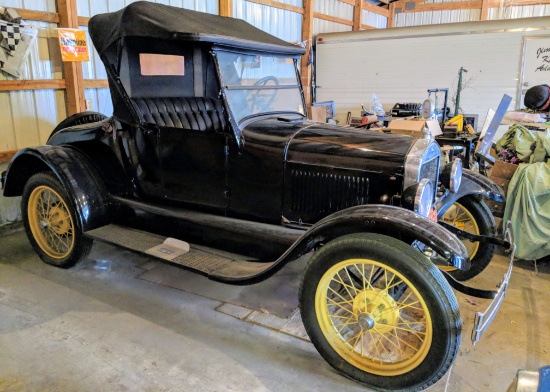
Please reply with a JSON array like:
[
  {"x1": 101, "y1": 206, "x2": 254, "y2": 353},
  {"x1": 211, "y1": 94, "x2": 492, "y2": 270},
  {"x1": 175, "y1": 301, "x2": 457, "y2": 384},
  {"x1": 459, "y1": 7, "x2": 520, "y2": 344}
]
[{"x1": 88, "y1": 1, "x2": 305, "y2": 56}]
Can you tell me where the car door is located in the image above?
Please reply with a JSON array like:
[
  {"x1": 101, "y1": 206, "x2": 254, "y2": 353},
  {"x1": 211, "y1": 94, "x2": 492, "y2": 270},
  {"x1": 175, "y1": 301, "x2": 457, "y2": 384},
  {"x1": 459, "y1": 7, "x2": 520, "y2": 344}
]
[{"x1": 158, "y1": 127, "x2": 228, "y2": 210}]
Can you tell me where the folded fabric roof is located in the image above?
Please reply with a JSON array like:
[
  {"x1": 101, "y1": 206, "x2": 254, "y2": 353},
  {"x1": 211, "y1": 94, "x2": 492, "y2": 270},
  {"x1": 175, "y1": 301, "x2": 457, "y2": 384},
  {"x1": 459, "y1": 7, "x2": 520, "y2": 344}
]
[{"x1": 89, "y1": 1, "x2": 305, "y2": 56}]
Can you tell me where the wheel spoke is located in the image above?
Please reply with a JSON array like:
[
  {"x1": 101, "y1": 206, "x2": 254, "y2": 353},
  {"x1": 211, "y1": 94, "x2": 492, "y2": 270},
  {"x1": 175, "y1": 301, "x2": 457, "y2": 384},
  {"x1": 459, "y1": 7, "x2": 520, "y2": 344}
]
[
  {"x1": 374, "y1": 327, "x2": 406, "y2": 359},
  {"x1": 388, "y1": 328, "x2": 423, "y2": 353},
  {"x1": 326, "y1": 297, "x2": 355, "y2": 316},
  {"x1": 334, "y1": 271, "x2": 357, "y2": 298},
  {"x1": 327, "y1": 285, "x2": 354, "y2": 305}
]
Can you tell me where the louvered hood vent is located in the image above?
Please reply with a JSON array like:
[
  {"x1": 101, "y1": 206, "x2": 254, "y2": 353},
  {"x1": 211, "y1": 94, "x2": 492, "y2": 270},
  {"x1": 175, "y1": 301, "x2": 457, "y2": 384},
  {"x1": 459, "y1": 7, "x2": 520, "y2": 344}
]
[{"x1": 287, "y1": 169, "x2": 369, "y2": 223}]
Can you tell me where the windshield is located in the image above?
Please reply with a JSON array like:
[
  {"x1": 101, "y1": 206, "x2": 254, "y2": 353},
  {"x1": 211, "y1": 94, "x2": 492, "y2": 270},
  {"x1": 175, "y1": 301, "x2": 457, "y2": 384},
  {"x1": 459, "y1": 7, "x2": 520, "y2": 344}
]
[{"x1": 216, "y1": 51, "x2": 305, "y2": 123}]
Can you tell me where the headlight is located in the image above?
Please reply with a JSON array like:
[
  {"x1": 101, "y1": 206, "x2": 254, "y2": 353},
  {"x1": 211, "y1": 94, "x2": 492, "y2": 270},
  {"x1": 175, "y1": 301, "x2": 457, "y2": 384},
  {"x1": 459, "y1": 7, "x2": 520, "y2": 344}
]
[
  {"x1": 440, "y1": 158, "x2": 462, "y2": 193},
  {"x1": 414, "y1": 179, "x2": 434, "y2": 217},
  {"x1": 402, "y1": 179, "x2": 434, "y2": 218}
]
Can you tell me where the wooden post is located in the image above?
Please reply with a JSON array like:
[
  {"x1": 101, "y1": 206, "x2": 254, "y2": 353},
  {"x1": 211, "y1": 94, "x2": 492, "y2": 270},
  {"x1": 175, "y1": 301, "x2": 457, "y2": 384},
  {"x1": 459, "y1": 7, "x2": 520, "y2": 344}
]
[
  {"x1": 388, "y1": 3, "x2": 395, "y2": 27},
  {"x1": 301, "y1": 0, "x2": 314, "y2": 107},
  {"x1": 57, "y1": 0, "x2": 85, "y2": 115},
  {"x1": 353, "y1": 0, "x2": 363, "y2": 31},
  {"x1": 219, "y1": 0, "x2": 233, "y2": 17},
  {"x1": 480, "y1": 0, "x2": 489, "y2": 20}
]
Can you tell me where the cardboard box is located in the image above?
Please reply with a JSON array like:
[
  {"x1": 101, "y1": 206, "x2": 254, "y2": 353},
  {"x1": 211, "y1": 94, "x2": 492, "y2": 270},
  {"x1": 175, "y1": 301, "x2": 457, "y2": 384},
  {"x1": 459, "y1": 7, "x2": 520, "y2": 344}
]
[
  {"x1": 385, "y1": 119, "x2": 442, "y2": 137},
  {"x1": 307, "y1": 106, "x2": 326, "y2": 123},
  {"x1": 491, "y1": 160, "x2": 518, "y2": 180}
]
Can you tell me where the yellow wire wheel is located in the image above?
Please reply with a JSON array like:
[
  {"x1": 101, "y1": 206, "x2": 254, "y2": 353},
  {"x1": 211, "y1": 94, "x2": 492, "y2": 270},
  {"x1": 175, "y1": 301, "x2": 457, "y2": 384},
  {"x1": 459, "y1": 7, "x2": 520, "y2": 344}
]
[
  {"x1": 439, "y1": 201, "x2": 480, "y2": 272},
  {"x1": 314, "y1": 258, "x2": 432, "y2": 376},
  {"x1": 27, "y1": 185, "x2": 75, "y2": 259},
  {"x1": 437, "y1": 196, "x2": 496, "y2": 281},
  {"x1": 300, "y1": 233, "x2": 461, "y2": 391},
  {"x1": 22, "y1": 172, "x2": 93, "y2": 268}
]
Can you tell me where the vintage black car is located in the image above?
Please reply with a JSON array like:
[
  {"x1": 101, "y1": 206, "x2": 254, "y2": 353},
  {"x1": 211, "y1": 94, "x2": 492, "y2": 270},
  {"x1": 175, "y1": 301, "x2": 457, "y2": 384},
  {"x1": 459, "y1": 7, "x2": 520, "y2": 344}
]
[{"x1": 1, "y1": 2, "x2": 515, "y2": 391}]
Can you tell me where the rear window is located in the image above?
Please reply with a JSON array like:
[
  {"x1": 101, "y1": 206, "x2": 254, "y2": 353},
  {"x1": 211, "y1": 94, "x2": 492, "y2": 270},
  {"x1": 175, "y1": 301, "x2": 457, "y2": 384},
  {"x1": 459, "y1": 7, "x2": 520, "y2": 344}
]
[{"x1": 139, "y1": 54, "x2": 185, "y2": 76}]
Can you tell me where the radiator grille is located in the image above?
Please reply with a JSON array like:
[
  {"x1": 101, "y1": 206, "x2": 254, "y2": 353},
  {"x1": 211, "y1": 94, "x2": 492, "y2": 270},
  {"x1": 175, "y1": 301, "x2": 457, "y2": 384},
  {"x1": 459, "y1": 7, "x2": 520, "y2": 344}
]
[
  {"x1": 289, "y1": 170, "x2": 369, "y2": 216},
  {"x1": 419, "y1": 155, "x2": 440, "y2": 198}
]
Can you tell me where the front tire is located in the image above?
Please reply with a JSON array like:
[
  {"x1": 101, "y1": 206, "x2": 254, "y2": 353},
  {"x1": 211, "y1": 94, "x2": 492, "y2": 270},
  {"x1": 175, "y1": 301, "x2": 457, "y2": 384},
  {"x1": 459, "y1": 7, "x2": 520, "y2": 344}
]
[
  {"x1": 22, "y1": 172, "x2": 93, "y2": 268},
  {"x1": 439, "y1": 196, "x2": 496, "y2": 281},
  {"x1": 300, "y1": 233, "x2": 461, "y2": 391}
]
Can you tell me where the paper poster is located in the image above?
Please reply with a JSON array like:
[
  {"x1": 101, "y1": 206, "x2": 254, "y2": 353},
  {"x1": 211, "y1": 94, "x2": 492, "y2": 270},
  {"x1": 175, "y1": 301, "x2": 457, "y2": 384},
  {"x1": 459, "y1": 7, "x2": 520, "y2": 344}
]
[{"x1": 57, "y1": 28, "x2": 89, "y2": 62}]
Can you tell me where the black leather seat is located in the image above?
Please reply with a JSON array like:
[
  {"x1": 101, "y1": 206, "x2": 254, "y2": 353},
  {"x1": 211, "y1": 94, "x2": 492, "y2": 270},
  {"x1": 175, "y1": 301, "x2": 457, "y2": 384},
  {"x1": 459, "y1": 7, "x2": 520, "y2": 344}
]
[{"x1": 131, "y1": 97, "x2": 227, "y2": 132}]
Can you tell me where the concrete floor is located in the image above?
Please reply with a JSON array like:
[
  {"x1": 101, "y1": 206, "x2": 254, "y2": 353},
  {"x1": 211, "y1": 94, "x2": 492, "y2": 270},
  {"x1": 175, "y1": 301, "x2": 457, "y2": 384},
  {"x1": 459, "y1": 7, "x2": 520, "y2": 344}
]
[{"x1": 1, "y1": 229, "x2": 549, "y2": 392}]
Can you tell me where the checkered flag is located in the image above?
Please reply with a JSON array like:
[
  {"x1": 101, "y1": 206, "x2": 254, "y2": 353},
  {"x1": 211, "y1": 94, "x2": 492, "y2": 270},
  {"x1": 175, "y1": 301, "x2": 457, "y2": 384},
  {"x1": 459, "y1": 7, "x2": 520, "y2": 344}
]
[{"x1": 0, "y1": 22, "x2": 21, "y2": 55}]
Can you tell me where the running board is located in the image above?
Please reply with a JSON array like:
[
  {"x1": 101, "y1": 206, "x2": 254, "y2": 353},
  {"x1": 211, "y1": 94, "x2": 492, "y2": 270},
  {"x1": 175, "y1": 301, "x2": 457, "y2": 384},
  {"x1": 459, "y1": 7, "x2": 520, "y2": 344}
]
[{"x1": 85, "y1": 224, "x2": 275, "y2": 283}]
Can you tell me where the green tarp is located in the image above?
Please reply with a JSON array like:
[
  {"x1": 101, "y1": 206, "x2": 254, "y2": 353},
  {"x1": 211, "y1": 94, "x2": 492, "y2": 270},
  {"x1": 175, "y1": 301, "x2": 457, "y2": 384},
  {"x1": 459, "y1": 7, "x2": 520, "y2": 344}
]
[{"x1": 499, "y1": 126, "x2": 550, "y2": 260}]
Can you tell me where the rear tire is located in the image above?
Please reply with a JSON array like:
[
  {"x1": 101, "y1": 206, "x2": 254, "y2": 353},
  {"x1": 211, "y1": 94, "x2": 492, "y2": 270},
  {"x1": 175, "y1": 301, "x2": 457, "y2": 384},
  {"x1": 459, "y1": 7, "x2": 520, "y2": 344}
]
[
  {"x1": 440, "y1": 196, "x2": 496, "y2": 281},
  {"x1": 300, "y1": 233, "x2": 461, "y2": 391},
  {"x1": 22, "y1": 172, "x2": 93, "y2": 268}
]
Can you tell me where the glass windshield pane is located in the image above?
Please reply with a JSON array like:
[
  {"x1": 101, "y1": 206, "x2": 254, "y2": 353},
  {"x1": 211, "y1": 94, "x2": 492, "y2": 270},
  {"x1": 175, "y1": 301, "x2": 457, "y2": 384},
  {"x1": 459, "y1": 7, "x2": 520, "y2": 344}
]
[{"x1": 216, "y1": 51, "x2": 305, "y2": 122}]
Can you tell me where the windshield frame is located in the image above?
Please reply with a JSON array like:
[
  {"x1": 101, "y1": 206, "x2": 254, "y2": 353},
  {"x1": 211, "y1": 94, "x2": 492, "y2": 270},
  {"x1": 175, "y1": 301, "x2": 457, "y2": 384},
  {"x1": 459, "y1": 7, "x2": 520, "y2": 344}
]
[{"x1": 213, "y1": 48, "x2": 306, "y2": 126}]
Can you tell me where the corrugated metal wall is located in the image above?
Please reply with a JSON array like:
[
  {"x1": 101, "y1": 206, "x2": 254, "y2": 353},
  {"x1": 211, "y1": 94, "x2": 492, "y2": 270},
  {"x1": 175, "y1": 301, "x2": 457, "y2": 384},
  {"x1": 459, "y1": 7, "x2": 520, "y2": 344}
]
[
  {"x1": 314, "y1": 0, "x2": 353, "y2": 34},
  {"x1": 0, "y1": 0, "x2": 64, "y2": 151},
  {"x1": 487, "y1": 5, "x2": 550, "y2": 19},
  {"x1": 233, "y1": 0, "x2": 302, "y2": 42},
  {"x1": 363, "y1": 9, "x2": 388, "y2": 28},
  {"x1": 395, "y1": 0, "x2": 550, "y2": 27}
]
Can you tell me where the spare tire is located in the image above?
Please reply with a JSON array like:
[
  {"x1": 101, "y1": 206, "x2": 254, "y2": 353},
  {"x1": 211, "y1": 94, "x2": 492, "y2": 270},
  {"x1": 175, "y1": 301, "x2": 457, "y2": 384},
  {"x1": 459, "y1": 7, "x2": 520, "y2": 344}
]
[{"x1": 49, "y1": 111, "x2": 108, "y2": 138}]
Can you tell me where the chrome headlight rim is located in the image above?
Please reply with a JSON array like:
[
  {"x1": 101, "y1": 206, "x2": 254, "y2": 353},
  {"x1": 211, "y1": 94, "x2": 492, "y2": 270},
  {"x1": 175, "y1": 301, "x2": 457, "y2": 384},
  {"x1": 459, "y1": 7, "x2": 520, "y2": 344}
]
[
  {"x1": 414, "y1": 178, "x2": 434, "y2": 218},
  {"x1": 449, "y1": 158, "x2": 462, "y2": 193}
]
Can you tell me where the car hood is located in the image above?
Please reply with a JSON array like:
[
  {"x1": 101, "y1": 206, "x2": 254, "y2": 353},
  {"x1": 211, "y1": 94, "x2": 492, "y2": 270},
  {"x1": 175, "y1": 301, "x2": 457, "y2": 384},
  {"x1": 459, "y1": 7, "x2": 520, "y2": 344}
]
[{"x1": 241, "y1": 117, "x2": 417, "y2": 173}]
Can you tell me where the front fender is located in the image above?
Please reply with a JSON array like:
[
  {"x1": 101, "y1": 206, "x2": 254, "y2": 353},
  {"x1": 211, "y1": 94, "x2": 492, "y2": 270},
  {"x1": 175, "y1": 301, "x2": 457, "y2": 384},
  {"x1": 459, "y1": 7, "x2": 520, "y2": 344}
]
[
  {"x1": 436, "y1": 169, "x2": 505, "y2": 218},
  {"x1": 3, "y1": 145, "x2": 108, "y2": 231},
  {"x1": 212, "y1": 205, "x2": 470, "y2": 284}
]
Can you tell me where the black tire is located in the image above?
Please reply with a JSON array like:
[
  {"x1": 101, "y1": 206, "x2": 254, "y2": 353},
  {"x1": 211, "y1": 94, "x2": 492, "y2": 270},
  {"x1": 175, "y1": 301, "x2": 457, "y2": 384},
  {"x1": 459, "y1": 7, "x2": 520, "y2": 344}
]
[
  {"x1": 300, "y1": 233, "x2": 461, "y2": 392},
  {"x1": 22, "y1": 172, "x2": 93, "y2": 268},
  {"x1": 50, "y1": 111, "x2": 107, "y2": 138},
  {"x1": 440, "y1": 195, "x2": 496, "y2": 281}
]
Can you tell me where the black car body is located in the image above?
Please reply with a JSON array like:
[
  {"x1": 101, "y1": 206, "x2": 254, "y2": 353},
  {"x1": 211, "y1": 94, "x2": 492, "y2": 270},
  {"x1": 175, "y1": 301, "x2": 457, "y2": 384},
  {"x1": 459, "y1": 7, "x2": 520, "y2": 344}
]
[{"x1": 1, "y1": 2, "x2": 515, "y2": 391}]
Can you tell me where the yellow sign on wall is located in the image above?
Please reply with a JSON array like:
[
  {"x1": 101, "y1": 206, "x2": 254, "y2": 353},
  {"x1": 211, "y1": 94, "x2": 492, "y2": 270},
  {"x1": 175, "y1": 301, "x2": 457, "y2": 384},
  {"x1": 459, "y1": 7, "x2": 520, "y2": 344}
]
[{"x1": 57, "y1": 29, "x2": 89, "y2": 62}]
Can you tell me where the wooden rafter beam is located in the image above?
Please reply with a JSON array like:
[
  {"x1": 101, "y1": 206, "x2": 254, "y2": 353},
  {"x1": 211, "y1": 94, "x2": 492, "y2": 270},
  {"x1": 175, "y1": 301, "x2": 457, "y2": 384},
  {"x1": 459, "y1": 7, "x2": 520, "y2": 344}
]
[
  {"x1": 246, "y1": 0, "x2": 303, "y2": 13},
  {"x1": 78, "y1": 16, "x2": 90, "y2": 26},
  {"x1": 57, "y1": 0, "x2": 86, "y2": 116},
  {"x1": 5, "y1": 8, "x2": 60, "y2": 23},
  {"x1": 83, "y1": 79, "x2": 109, "y2": 89},
  {"x1": 360, "y1": 23, "x2": 378, "y2": 29},
  {"x1": 353, "y1": 0, "x2": 363, "y2": 30},
  {"x1": 388, "y1": 2, "x2": 395, "y2": 27},
  {"x1": 313, "y1": 12, "x2": 354, "y2": 26},
  {"x1": 0, "y1": 79, "x2": 66, "y2": 91},
  {"x1": 219, "y1": 0, "x2": 233, "y2": 17},
  {"x1": 0, "y1": 79, "x2": 108, "y2": 91},
  {"x1": 301, "y1": 0, "x2": 313, "y2": 107},
  {"x1": 362, "y1": 2, "x2": 391, "y2": 17}
]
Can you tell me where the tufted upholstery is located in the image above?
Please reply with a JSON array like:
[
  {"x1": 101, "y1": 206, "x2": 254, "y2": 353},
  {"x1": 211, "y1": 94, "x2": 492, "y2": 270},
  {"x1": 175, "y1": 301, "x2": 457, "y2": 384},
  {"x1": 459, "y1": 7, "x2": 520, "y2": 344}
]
[{"x1": 131, "y1": 97, "x2": 227, "y2": 133}]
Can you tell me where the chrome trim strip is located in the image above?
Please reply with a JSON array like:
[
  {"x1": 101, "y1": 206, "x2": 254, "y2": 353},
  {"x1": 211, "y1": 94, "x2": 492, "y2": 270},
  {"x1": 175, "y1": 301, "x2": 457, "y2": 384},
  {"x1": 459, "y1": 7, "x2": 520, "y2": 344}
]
[{"x1": 471, "y1": 221, "x2": 515, "y2": 345}]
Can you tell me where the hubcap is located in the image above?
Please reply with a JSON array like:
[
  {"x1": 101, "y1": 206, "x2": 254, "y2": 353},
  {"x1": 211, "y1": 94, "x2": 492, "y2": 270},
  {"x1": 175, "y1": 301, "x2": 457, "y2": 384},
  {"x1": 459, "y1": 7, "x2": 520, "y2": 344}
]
[
  {"x1": 27, "y1": 185, "x2": 75, "y2": 259},
  {"x1": 315, "y1": 259, "x2": 432, "y2": 376}
]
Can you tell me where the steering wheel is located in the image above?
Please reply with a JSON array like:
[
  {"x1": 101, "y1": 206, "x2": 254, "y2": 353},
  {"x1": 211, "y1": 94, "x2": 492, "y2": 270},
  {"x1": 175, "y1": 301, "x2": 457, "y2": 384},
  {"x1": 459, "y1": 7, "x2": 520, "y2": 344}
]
[{"x1": 249, "y1": 76, "x2": 280, "y2": 112}]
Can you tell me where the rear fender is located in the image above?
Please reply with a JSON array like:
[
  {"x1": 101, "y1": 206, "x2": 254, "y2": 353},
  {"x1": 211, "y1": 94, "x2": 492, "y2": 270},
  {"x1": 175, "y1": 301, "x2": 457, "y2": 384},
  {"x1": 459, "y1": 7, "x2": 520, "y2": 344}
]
[
  {"x1": 213, "y1": 204, "x2": 470, "y2": 284},
  {"x1": 3, "y1": 145, "x2": 108, "y2": 231},
  {"x1": 436, "y1": 169, "x2": 505, "y2": 218}
]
